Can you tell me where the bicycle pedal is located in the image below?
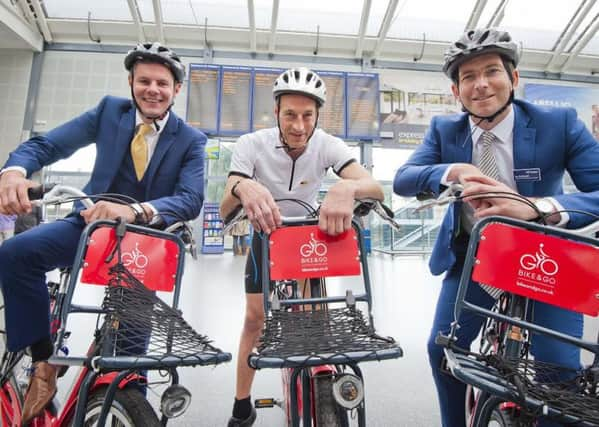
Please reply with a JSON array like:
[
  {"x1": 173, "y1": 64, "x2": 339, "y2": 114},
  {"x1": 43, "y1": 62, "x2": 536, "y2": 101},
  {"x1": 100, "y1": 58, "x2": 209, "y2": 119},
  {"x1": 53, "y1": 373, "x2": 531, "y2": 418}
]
[{"x1": 254, "y1": 398, "x2": 280, "y2": 408}]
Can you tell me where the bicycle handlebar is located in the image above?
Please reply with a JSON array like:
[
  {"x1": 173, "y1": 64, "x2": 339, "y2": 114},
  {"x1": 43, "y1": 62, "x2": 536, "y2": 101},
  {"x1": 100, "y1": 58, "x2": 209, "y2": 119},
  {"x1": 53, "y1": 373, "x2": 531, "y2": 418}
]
[
  {"x1": 29, "y1": 183, "x2": 94, "y2": 209},
  {"x1": 27, "y1": 183, "x2": 197, "y2": 256},
  {"x1": 222, "y1": 198, "x2": 400, "y2": 235},
  {"x1": 415, "y1": 182, "x2": 599, "y2": 238}
]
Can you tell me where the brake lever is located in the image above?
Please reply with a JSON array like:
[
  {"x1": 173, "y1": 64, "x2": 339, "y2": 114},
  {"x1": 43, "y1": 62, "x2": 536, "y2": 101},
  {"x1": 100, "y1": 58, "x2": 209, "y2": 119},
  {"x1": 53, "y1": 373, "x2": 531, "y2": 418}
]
[
  {"x1": 414, "y1": 183, "x2": 463, "y2": 212},
  {"x1": 372, "y1": 201, "x2": 401, "y2": 231}
]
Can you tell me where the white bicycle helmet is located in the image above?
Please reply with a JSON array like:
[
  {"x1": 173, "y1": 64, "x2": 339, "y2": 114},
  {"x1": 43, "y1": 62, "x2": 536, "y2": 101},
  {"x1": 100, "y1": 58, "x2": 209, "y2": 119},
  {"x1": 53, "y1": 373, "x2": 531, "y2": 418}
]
[
  {"x1": 443, "y1": 28, "x2": 519, "y2": 82},
  {"x1": 124, "y1": 42, "x2": 186, "y2": 83},
  {"x1": 273, "y1": 68, "x2": 327, "y2": 107}
]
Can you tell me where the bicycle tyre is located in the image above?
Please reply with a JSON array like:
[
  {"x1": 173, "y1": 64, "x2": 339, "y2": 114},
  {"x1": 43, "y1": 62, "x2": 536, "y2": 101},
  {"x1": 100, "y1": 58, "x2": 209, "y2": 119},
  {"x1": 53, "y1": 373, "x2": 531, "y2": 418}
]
[
  {"x1": 83, "y1": 387, "x2": 161, "y2": 427},
  {"x1": 473, "y1": 395, "x2": 523, "y2": 427},
  {"x1": 314, "y1": 375, "x2": 346, "y2": 427}
]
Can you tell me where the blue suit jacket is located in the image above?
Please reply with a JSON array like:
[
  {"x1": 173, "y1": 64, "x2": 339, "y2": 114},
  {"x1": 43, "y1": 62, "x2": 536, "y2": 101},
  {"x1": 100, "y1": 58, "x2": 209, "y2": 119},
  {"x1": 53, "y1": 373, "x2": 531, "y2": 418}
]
[
  {"x1": 4, "y1": 96, "x2": 207, "y2": 225},
  {"x1": 394, "y1": 99, "x2": 599, "y2": 275}
]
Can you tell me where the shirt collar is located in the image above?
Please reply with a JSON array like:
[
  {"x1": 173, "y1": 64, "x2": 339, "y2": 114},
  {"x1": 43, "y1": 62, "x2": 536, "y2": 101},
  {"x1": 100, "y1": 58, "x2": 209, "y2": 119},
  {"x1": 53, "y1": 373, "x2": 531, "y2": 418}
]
[
  {"x1": 135, "y1": 110, "x2": 169, "y2": 135},
  {"x1": 469, "y1": 107, "x2": 515, "y2": 144}
]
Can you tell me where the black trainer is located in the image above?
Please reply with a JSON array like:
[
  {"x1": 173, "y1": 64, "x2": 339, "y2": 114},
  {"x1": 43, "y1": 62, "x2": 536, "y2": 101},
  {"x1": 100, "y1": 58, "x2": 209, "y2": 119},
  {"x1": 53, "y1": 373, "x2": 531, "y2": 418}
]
[{"x1": 227, "y1": 407, "x2": 257, "y2": 427}]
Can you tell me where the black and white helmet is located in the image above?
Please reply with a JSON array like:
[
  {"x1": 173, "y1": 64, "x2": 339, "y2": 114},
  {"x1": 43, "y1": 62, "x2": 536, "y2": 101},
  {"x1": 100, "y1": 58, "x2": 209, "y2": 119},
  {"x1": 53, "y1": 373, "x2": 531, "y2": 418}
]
[
  {"x1": 443, "y1": 28, "x2": 519, "y2": 82},
  {"x1": 124, "y1": 42, "x2": 186, "y2": 83},
  {"x1": 273, "y1": 68, "x2": 327, "y2": 107}
]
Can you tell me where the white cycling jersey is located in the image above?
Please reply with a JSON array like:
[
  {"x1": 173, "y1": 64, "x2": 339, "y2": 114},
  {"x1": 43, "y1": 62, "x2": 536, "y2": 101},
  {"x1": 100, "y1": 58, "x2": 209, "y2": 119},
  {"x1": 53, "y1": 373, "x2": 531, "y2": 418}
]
[{"x1": 229, "y1": 127, "x2": 356, "y2": 216}]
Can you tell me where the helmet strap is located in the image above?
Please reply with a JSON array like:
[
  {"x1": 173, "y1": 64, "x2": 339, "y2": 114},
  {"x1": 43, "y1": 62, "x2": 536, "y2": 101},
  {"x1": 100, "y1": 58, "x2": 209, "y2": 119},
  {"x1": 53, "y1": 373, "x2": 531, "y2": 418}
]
[
  {"x1": 461, "y1": 90, "x2": 514, "y2": 123},
  {"x1": 129, "y1": 85, "x2": 173, "y2": 124}
]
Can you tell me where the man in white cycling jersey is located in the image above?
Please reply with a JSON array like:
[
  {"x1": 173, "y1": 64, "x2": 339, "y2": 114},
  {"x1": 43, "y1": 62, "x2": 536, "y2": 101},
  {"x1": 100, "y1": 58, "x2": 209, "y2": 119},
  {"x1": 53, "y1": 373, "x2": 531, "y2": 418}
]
[{"x1": 220, "y1": 67, "x2": 383, "y2": 427}]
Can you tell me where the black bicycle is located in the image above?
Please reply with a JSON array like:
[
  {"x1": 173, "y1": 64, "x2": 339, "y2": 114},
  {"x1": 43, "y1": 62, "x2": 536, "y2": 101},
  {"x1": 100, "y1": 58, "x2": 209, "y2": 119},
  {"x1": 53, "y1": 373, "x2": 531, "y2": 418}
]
[{"x1": 224, "y1": 199, "x2": 403, "y2": 426}]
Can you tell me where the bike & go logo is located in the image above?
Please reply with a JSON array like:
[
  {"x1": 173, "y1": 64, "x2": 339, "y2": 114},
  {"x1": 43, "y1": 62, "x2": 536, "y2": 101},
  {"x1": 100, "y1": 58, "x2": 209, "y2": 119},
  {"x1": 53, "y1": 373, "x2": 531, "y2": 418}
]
[
  {"x1": 516, "y1": 242, "x2": 559, "y2": 294},
  {"x1": 299, "y1": 232, "x2": 329, "y2": 272}
]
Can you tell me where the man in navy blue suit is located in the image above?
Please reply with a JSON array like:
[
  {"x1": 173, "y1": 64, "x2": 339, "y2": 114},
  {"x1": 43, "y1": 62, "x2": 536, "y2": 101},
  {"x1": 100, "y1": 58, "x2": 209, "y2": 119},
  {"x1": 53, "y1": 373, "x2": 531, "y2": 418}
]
[
  {"x1": 0, "y1": 42, "x2": 206, "y2": 423},
  {"x1": 394, "y1": 28, "x2": 599, "y2": 427}
]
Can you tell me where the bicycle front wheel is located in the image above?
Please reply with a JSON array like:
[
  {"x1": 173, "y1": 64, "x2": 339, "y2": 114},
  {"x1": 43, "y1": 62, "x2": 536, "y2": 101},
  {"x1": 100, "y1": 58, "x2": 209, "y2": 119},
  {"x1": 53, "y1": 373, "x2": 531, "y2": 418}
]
[
  {"x1": 83, "y1": 387, "x2": 161, "y2": 427},
  {"x1": 314, "y1": 375, "x2": 348, "y2": 427},
  {"x1": 473, "y1": 395, "x2": 523, "y2": 427}
]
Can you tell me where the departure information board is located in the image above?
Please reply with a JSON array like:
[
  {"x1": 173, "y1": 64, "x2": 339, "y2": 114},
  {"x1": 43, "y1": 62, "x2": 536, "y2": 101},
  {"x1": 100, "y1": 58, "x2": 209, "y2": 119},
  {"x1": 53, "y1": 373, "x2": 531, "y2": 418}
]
[
  {"x1": 347, "y1": 73, "x2": 380, "y2": 139},
  {"x1": 187, "y1": 64, "x2": 219, "y2": 134},
  {"x1": 252, "y1": 68, "x2": 283, "y2": 131},
  {"x1": 317, "y1": 71, "x2": 346, "y2": 137},
  {"x1": 187, "y1": 65, "x2": 380, "y2": 140},
  {"x1": 219, "y1": 66, "x2": 252, "y2": 135}
]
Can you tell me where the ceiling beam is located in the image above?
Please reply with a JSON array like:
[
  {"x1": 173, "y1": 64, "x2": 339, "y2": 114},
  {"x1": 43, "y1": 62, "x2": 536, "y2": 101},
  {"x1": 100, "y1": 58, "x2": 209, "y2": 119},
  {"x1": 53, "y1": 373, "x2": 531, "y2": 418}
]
[
  {"x1": 152, "y1": 0, "x2": 165, "y2": 44},
  {"x1": 0, "y1": 0, "x2": 43, "y2": 50},
  {"x1": 248, "y1": 0, "x2": 256, "y2": 52},
  {"x1": 268, "y1": 0, "x2": 279, "y2": 54},
  {"x1": 355, "y1": 0, "x2": 372, "y2": 58},
  {"x1": 560, "y1": 12, "x2": 599, "y2": 72},
  {"x1": 16, "y1": 0, "x2": 36, "y2": 26},
  {"x1": 372, "y1": 0, "x2": 399, "y2": 61},
  {"x1": 546, "y1": 0, "x2": 595, "y2": 71},
  {"x1": 126, "y1": 0, "x2": 145, "y2": 43},
  {"x1": 485, "y1": 0, "x2": 509, "y2": 28},
  {"x1": 30, "y1": 0, "x2": 52, "y2": 42},
  {"x1": 464, "y1": 0, "x2": 487, "y2": 31}
]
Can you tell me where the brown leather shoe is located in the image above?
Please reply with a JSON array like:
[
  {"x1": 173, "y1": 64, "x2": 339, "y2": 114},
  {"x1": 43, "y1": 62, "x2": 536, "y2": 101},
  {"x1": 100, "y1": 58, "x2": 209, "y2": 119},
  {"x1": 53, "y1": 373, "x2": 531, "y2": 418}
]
[{"x1": 22, "y1": 361, "x2": 58, "y2": 424}]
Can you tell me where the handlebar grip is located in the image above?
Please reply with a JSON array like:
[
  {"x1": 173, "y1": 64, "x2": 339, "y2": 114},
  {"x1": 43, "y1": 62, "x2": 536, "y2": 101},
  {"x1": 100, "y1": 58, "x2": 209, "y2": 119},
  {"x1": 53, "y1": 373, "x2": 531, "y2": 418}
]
[
  {"x1": 416, "y1": 191, "x2": 435, "y2": 201},
  {"x1": 27, "y1": 183, "x2": 56, "y2": 201}
]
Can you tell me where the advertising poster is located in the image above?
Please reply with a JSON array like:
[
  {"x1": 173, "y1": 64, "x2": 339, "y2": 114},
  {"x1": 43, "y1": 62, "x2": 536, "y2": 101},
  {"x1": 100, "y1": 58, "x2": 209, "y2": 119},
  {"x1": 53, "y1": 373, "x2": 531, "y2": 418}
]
[
  {"x1": 524, "y1": 83, "x2": 599, "y2": 139},
  {"x1": 379, "y1": 87, "x2": 459, "y2": 148}
]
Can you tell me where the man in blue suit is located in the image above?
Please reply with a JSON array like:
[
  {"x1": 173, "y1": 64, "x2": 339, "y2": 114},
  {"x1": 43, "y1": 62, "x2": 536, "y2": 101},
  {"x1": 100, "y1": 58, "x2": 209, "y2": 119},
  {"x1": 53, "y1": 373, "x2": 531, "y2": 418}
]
[
  {"x1": 394, "y1": 28, "x2": 599, "y2": 426},
  {"x1": 0, "y1": 42, "x2": 206, "y2": 423}
]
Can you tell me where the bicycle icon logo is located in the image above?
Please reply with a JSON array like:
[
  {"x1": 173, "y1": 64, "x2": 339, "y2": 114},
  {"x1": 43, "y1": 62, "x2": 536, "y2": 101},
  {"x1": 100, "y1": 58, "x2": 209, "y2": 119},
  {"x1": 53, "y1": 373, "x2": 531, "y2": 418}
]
[
  {"x1": 300, "y1": 232, "x2": 328, "y2": 258},
  {"x1": 519, "y1": 243, "x2": 558, "y2": 276},
  {"x1": 122, "y1": 242, "x2": 149, "y2": 269}
]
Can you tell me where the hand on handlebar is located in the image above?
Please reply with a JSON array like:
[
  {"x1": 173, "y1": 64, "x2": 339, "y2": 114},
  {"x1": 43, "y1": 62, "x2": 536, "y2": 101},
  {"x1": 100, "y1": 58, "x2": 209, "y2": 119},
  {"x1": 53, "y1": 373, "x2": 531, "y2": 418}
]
[
  {"x1": 461, "y1": 175, "x2": 538, "y2": 221},
  {"x1": 319, "y1": 181, "x2": 356, "y2": 236},
  {"x1": 79, "y1": 201, "x2": 136, "y2": 224},
  {"x1": 235, "y1": 179, "x2": 282, "y2": 234},
  {"x1": 0, "y1": 171, "x2": 37, "y2": 215}
]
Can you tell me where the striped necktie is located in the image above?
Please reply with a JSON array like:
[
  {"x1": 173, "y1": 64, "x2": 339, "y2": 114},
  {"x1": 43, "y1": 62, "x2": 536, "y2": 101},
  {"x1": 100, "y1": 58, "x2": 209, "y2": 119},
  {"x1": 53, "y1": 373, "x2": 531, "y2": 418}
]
[
  {"x1": 478, "y1": 131, "x2": 499, "y2": 180},
  {"x1": 476, "y1": 131, "x2": 503, "y2": 299},
  {"x1": 131, "y1": 123, "x2": 153, "y2": 181}
]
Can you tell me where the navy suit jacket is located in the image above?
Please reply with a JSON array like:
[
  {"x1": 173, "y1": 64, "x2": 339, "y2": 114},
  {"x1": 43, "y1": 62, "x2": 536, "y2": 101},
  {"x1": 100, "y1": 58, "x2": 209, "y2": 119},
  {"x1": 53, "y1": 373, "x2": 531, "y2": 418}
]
[
  {"x1": 394, "y1": 99, "x2": 599, "y2": 275},
  {"x1": 4, "y1": 96, "x2": 207, "y2": 225}
]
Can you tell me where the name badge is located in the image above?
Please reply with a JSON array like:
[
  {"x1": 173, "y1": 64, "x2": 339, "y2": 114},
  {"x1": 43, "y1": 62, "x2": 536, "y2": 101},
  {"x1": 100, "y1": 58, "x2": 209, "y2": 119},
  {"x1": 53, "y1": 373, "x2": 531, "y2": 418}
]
[{"x1": 513, "y1": 168, "x2": 541, "y2": 181}]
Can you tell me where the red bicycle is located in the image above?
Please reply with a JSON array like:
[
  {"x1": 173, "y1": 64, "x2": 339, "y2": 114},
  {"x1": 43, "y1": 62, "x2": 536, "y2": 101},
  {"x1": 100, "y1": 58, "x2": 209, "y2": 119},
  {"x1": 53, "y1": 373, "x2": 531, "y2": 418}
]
[
  {"x1": 225, "y1": 200, "x2": 403, "y2": 426},
  {"x1": 419, "y1": 185, "x2": 599, "y2": 426},
  {"x1": 0, "y1": 184, "x2": 231, "y2": 426}
]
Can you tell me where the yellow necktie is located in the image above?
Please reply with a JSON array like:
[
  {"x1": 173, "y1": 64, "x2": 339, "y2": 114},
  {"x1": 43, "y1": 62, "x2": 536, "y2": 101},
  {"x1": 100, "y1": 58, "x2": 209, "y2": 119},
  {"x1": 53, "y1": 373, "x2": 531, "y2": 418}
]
[{"x1": 131, "y1": 123, "x2": 153, "y2": 181}]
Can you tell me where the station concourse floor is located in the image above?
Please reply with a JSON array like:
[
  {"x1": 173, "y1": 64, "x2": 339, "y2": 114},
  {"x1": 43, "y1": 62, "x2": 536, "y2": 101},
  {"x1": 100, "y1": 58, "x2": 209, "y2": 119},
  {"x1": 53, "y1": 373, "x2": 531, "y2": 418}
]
[{"x1": 46, "y1": 251, "x2": 599, "y2": 426}]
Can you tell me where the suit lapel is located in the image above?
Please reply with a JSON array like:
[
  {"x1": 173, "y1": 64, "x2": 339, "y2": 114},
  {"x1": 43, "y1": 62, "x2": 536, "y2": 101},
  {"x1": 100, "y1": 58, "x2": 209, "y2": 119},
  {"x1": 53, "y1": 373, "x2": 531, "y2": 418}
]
[
  {"x1": 453, "y1": 118, "x2": 473, "y2": 163},
  {"x1": 101, "y1": 106, "x2": 136, "y2": 192},
  {"x1": 512, "y1": 103, "x2": 536, "y2": 195},
  {"x1": 144, "y1": 113, "x2": 179, "y2": 195}
]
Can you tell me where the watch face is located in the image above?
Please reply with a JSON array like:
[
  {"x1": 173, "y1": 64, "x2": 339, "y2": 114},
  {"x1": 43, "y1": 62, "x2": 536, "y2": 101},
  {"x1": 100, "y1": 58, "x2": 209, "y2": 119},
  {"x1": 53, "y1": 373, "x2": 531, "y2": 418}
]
[{"x1": 535, "y1": 199, "x2": 553, "y2": 215}]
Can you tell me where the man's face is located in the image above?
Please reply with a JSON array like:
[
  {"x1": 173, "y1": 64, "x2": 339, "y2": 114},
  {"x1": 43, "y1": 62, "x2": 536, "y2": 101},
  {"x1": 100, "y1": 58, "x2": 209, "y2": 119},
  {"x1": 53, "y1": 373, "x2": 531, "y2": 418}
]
[
  {"x1": 275, "y1": 94, "x2": 318, "y2": 149},
  {"x1": 129, "y1": 62, "x2": 181, "y2": 121},
  {"x1": 451, "y1": 53, "x2": 519, "y2": 122}
]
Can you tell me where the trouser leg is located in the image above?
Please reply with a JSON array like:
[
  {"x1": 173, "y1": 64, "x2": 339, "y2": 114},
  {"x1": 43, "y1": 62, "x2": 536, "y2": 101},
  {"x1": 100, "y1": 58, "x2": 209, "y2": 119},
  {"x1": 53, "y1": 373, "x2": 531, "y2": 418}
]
[{"x1": 0, "y1": 218, "x2": 83, "y2": 352}]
